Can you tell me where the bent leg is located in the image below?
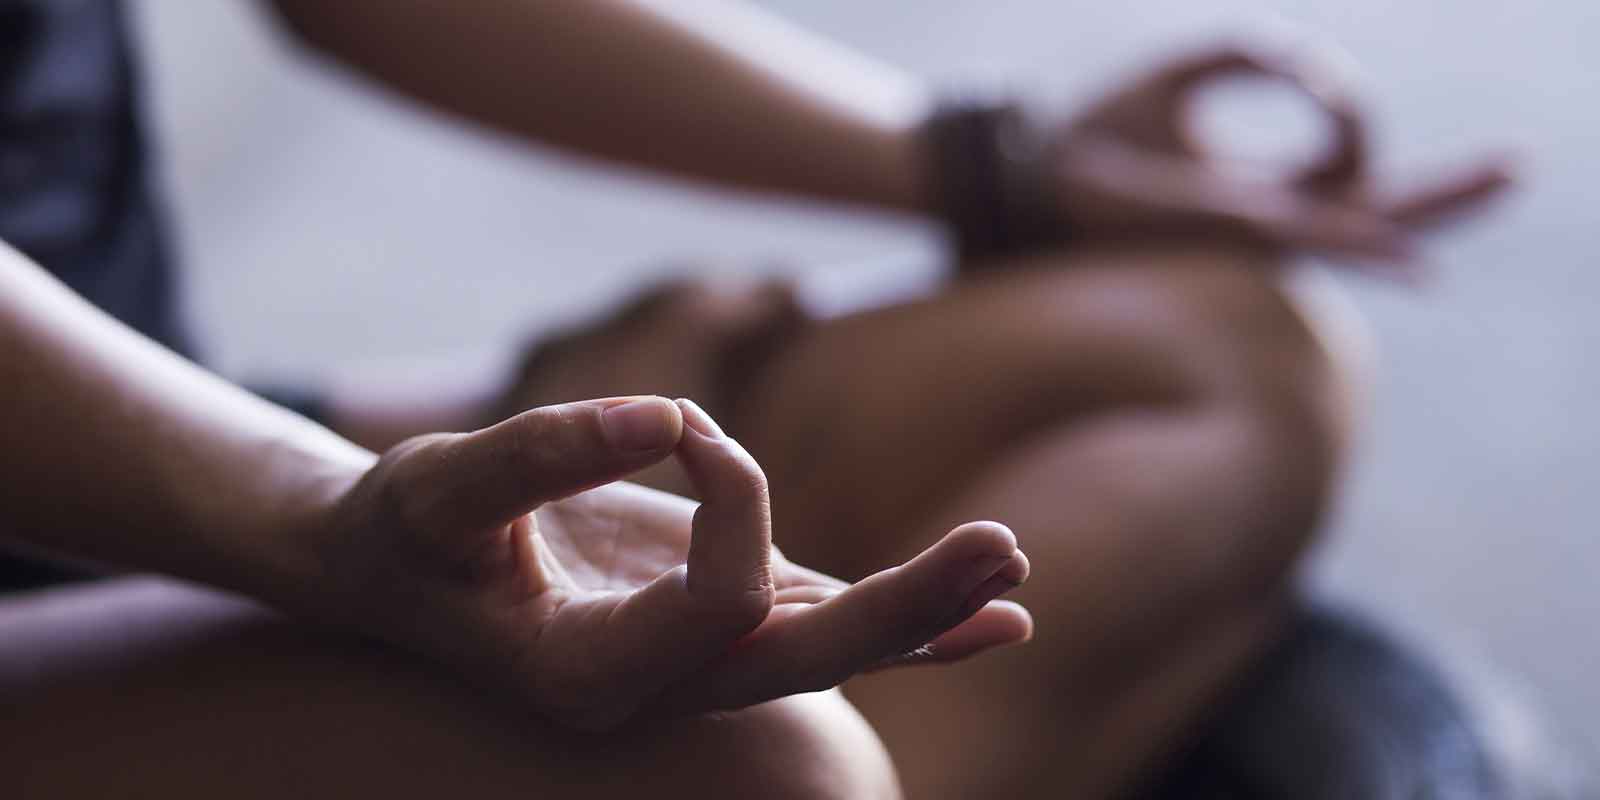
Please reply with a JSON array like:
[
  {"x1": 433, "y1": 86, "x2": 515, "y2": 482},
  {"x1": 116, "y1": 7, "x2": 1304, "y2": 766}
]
[
  {"x1": 727, "y1": 246, "x2": 1359, "y2": 797},
  {"x1": 0, "y1": 578, "x2": 899, "y2": 800}
]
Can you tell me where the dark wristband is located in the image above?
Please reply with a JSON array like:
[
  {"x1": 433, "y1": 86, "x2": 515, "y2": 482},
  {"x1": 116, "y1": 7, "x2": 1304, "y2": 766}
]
[{"x1": 920, "y1": 101, "x2": 1068, "y2": 264}]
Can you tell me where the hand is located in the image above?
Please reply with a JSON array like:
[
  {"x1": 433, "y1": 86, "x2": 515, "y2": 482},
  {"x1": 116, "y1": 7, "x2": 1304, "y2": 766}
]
[
  {"x1": 316, "y1": 396, "x2": 1032, "y2": 730},
  {"x1": 1045, "y1": 45, "x2": 1514, "y2": 276}
]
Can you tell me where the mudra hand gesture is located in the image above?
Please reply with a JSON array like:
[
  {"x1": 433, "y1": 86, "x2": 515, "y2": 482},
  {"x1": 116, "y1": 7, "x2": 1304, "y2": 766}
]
[
  {"x1": 318, "y1": 396, "x2": 1032, "y2": 730},
  {"x1": 930, "y1": 44, "x2": 1513, "y2": 275}
]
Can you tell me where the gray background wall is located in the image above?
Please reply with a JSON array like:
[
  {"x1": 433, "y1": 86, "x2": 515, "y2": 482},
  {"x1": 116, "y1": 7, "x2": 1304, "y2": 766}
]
[{"x1": 132, "y1": 1, "x2": 1597, "y2": 748}]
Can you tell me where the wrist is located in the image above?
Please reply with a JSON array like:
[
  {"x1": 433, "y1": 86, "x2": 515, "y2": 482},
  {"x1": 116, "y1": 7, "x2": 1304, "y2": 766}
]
[
  {"x1": 236, "y1": 442, "x2": 374, "y2": 620},
  {"x1": 866, "y1": 123, "x2": 938, "y2": 216},
  {"x1": 918, "y1": 100, "x2": 1069, "y2": 265}
]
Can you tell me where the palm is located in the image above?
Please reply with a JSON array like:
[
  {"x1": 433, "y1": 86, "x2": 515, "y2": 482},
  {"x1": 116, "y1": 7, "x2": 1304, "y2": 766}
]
[
  {"x1": 524, "y1": 480, "x2": 1030, "y2": 727},
  {"x1": 533, "y1": 482, "x2": 699, "y2": 595},
  {"x1": 486, "y1": 482, "x2": 731, "y2": 728}
]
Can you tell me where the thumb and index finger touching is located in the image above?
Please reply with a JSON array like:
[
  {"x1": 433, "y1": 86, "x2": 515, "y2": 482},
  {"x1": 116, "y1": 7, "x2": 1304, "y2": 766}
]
[
  {"x1": 431, "y1": 396, "x2": 782, "y2": 701},
  {"x1": 1146, "y1": 45, "x2": 1513, "y2": 258},
  {"x1": 407, "y1": 395, "x2": 1034, "y2": 717},
  {"x1": 419, "y1": 395, "x2": 687, "y2": 536}
]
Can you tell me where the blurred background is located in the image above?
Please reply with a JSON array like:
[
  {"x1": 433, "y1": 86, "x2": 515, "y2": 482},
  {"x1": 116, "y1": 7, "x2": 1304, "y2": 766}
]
[{"x1": 132, "y1": 0, "x2": 1596, "y2": 750}]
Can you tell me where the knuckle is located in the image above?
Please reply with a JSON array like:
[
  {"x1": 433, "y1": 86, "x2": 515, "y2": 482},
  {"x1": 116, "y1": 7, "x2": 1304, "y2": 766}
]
[
  {"x1": 504, "y1": 403, "x2": 608, "y2": 482},
  {"x1": 693, "y1": 583, "x2": 773, "y2": 636},
  {"x1": 736, "y1": 582, "x2": 777, "y2": 623},
  {"x1": 377, "y1": 433, "x2": 459, "y2": 532},
  {"x1": 740, "y1": 460, "x2": 772, "y2": 502},
  {"x1": 505, "y1": 407, "x2": 563, "y2": 467},
  {"x1": 705, "y1": 440, "x2": 771, "y2": 499}
]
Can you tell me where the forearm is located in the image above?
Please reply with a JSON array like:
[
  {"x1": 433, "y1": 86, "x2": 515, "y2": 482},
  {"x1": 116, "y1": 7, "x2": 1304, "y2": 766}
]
[
  {"x1": 0, "y1": 243, "x2": 373, "y2": 604},
  {"x1": 267, "y1": 0, "x2": 933, "y2": 214}
]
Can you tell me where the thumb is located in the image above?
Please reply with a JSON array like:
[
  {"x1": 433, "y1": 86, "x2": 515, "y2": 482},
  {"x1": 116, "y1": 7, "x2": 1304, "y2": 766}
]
[{"x1": 408, "y1": 396, "x2": 683, "y2": 535}]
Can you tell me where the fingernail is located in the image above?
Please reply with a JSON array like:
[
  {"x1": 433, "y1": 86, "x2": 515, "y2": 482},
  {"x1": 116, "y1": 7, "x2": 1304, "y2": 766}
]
[
  {"x1": 601, "y1": 397, "x2": 678, "y2": 452},
  {"x1": 675, "y1": 398, "x2": 725, "y2": 439}
]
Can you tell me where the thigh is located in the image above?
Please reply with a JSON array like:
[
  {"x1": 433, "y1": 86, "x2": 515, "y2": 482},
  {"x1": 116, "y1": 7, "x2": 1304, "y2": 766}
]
[
  {"x1": 732, "y1": 244, "x2": 1342, "y2": 577},
  {"x1": 0, "y1": 578, "x2": 897, "y2": 800},
  {"x1": 727, "y1": 245, "x2": 1354, "y2": 796}
]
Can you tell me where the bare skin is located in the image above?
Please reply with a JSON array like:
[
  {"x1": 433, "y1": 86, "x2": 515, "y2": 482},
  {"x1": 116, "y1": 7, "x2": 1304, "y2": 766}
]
[
  {"x1": 0, "y1": 2, "x2": 1512, "y2": 796},
  {"x1": 0, "y1": 579, "x2": 900, "y2": 800},
  {"x1": 0, "y1": 244, "x2": 1035, "y2": 798},
  {"x1": 0, "y1": 237, "x2": 1345, "y2": 799},
  {"x1": 737, "y1": 247, "x2": 1348, "y2": 797},
  {"x1": 295, "y1": 31, "x2": 1501, "y2": 790},
  {"x1": 402, "y1": 243, "x2": 1351, "y2": 797}
]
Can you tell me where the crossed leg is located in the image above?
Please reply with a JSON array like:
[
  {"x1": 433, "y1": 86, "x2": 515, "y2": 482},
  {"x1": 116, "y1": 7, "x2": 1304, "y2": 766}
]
[
  {"x1": 353, "y1": 242, "x2": 1357, "y2": 797},
  {"x1": 724, "y1": 245, "x2": 1357, "y2": 797},
  {"x1": 0, "y1": 244, "x2": 1355, "y2": 799},
  {"x1": 0, "y1": 579, "x2": 900, "y2": 799}
]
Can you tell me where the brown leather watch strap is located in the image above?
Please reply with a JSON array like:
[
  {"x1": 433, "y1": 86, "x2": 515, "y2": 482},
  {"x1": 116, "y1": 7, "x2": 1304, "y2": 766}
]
[{"x1": 920, "y1": 101, "x2": 1067, "y2": 265}]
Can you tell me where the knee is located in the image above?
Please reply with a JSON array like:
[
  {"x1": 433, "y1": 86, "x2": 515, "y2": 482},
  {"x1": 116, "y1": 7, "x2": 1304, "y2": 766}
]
[
  {"x1": 1166, "y1": 256, "x2": 1367, "y2": 535},
  {"x1": 1110, "y1": 252, "x2": 1368, "y2": 597},
  {"x1": 1067, "y1": 248, "x2": 1363, "y2": 436},
  {"x1": 996, "y1": 248, "x2": 1368, "y2": 591},
  {"x1": 984, "y1": 247, "x2": 1363, "y2": 491},
  {"x1": 678, "y1": 690, "x2": 901, "y2": 800},
  {"x1": 1186, "y1": 261, "x2": 1368, "y2": 468},
  {"x1": 957, "y1": 246, "x2": 1364, "y2": 459}
]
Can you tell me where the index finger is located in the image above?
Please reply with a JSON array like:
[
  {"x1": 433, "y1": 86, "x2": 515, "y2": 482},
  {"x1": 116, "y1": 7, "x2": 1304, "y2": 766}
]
[
  {"x1": 586, "y1": 399, "x2": 776, "y2": 708},
  {"x1": 654, "y1": 522, "x2": 1032, "y2": 713},
  {"x1": 1159, "y1": 45, "x2": 1370, "y2": 190},
  {"x1": 1382, "y1": 158, "x2": 1516, "y2": 228}
]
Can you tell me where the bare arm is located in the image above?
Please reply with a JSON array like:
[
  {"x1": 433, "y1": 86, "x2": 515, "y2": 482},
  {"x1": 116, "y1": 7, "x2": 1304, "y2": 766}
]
[
  {"x1": 266, "y1": 0, "x2": 934, "y2": 214},
  {"x1": 0, "y1": 242, "x2": 370, "y2": 604},
  {"x1": 0, "y1": 241, "x2": 1032, "y2": 724},
  {"x1": 254, "y1": 8, "x2": 1511, "y2": 445}
]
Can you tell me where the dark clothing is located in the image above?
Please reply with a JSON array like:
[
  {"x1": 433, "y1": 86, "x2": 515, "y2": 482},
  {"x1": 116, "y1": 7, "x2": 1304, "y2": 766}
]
[
  {"x1": 0, "y1": 1, "x2": 327, "y2": 592},
  {"x1": 0, "y1": 0, "x2": 191, "y2": 356},
  {"x1": 0, "y1": 0, "x2": 188, "y2": 589}
]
